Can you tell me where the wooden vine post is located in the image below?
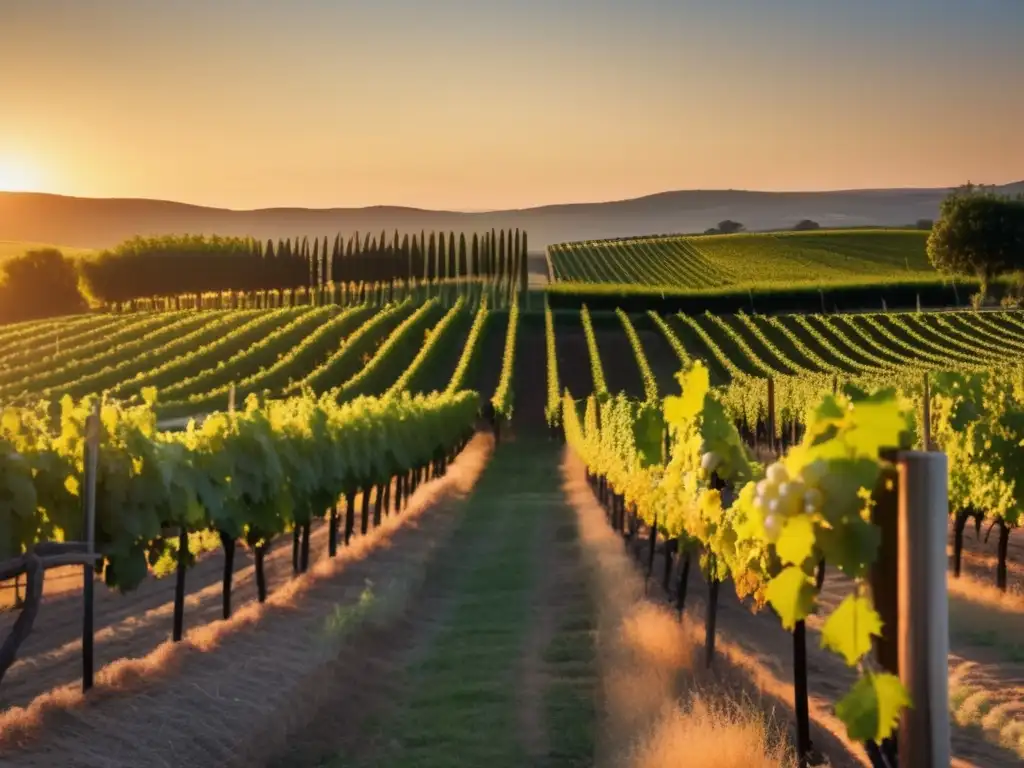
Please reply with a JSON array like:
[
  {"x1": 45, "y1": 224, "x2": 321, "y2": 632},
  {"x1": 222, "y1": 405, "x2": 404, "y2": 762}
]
[
  {"x1": 300, "y1": 520, "x2": 311, "y2": 572},
  {"x1": 644, "y1": 514, "x2": 658, "y2": 595},
  {"x1": 704, "y1": 471, "x2": 727, "y2": 667},
  {"x1": 172, "y1": 526, "x2": 189, "y2": 641},
  {"x1": 344, "y1": 491, "x2": 356, "y2": 546},
  {"x1": 82, "y1": 400, "x2": 100, "y2": 691},
  {"x1": 869, "y1": 453, "x2": 900, "y2": 765},
  {"x1": 675, "y1": 544, "x2": 692, "y2": 617},
  {"x1": 220, "y1": 531, "x2": 236, "y2": 620},
  {"x1": 328, "y1": 504, "x2": 339, "y2": 557},
  {"x1": 792, "y1": 618, "x2": 811, "y2": 768}
]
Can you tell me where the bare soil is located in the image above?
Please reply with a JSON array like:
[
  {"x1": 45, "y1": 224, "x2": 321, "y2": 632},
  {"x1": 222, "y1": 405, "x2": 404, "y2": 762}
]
[
  {"x1": 510, "y1": 313, "x2": 549, "y2": 433},
  {"x1": 594, "y1": 326, "x2": 645, "y2": 398},
  {"x1": 554, "y1": 318, "x2": 593, "y2": 400},
  {"x1": 1, "y1": 483, "x2": 392, "y2": 710}
]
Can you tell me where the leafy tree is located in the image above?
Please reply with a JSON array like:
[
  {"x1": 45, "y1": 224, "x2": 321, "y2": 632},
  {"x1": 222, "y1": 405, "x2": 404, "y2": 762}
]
[
  {"x1": 793, "y1": 219, "x2": 820, "y2": 231},
  {"x1": 927, "y1": 186, "x2": 1024, "y2": 295},
  {"x1": 0, "y1": 249, "x2": 86, "y2": 322},
  {"x1": 915, "y1": 219, "x2": 934, "y2": 230}
]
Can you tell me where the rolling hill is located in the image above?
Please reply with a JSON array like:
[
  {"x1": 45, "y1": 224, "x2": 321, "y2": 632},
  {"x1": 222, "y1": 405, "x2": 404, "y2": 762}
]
[{"x1": 2, "y1": 182, "x2": 1022, "y2": 250}]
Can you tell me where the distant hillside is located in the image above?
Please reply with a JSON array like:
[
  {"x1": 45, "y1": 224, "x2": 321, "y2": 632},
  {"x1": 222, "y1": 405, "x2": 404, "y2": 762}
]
[
  {"x1": 1, "y1": 183, "x2": 1022, "y2": 250},
  {"x1": 0, "y1": 240, "x2": 96, "y2": 263}
]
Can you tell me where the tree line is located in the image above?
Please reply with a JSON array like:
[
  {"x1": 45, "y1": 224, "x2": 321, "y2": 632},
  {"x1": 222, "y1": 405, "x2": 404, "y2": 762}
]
[{"x1": 0, "y1": 228, "x2": 530, "y2": 324}]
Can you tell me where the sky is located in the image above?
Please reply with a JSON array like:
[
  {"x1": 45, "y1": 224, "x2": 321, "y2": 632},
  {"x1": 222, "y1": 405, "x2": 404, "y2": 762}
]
[{"x1": 1, "y1": 0, "x2": 1022, "y2": 211}]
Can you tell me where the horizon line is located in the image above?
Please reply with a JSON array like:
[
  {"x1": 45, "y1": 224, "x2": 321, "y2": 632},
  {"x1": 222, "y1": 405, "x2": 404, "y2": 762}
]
[{"x1": 1, "y1": 178, "x2": 1021, "y2": 215}]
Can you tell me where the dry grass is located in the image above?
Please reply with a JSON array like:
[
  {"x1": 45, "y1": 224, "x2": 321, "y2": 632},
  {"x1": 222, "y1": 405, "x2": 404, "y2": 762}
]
[
  {"x1": 0, "y1": 433, "x2": 493, "y2": 766},
  {"x1": 948, "y1": 659, "x2": 1024, "y2": 760},
  {"x1": 948, "y1": 571, "x2": 1024, "y2": 642},
  {"x1": 562, "y1": 449, "x2": 795, "y2": 768},
  {"x1": 627, "y1": 696, "x2": 795, "y2": 768}
]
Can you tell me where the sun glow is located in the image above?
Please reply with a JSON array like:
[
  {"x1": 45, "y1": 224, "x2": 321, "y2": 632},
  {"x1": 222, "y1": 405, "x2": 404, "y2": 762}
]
[{"x1": 0, "y1": 155, "x2": 44, "y2": 192}]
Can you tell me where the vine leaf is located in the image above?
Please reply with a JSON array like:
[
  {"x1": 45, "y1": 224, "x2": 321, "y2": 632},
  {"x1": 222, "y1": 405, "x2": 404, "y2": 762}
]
[
  {"x1": 633, "y1": 405, "x2": 665, "y2": 467},
  {"x1": 766, "y1": 565, "x2": 816, "y2": 629},
  {"x1": 777, "y1": 514, "x2": 815, "y2": 566},
  {"x1": 835, "y1": 672, "x2": 910, "y2": 743},
  {"x1": 821, "y1": 594, "x2": 883, "y2": 665}
]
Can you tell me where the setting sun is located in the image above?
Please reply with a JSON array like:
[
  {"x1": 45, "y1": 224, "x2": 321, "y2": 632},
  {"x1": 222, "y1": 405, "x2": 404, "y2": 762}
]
[{"x1": 0, "y1": 155, "x2": 43, "y2": 192}]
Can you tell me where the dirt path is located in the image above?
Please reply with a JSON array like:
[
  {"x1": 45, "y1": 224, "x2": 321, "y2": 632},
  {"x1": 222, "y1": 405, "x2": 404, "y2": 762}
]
[
  {"x1": 274, "y1": 440, "x2": 598, "y2": 768},
  {"x1": 511, "y1": 312, "x2": 549, "y2": 434},
  {"x1": 0, "y1": 434, "x2": 494, "y2": 766},
  {"x1": 528, "y1": 250, "x2": 552, "y2": 289}
]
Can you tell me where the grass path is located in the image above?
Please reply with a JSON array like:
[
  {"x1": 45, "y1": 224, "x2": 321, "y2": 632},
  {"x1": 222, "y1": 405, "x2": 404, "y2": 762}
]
[{"x1": 301, "y1": 439, "x2": 598, "y2": 768}]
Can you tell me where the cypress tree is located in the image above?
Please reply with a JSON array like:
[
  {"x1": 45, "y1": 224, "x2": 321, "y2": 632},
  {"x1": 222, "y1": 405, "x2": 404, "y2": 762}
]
[
  {"x1": 402, "y1": 233, "x2": 411, "y2": 280},
  {"x1": 322, "y1": 236, "x2": 329, "y2": 286},
  {"x1": 458, "y1": 233, "x2": 468, "y2": 279},
  {"x1": 420, "y1": 230, "x2": 427, "y2": 280},
  {"x1": 346, "y1": 234, "x2": 356, "y2": 282},
  {"x1": 491, "y1": 229, "x2": 498, "y2": 278},
  {"x1": 427, "y1": 232, "x2": 437, "y2": 281},
  {"x1": 312, "y1": 237, "x2": 320, "y2": 287},
  {"x1": 522, "y1": 230, "x2": 529, "y2": 291},
  {"x1": 409, "y1": 233, "x2": 420, "y2": 281},
  {"x1": 471, "y1": 233, "x2": 479, "y2": 277},
  {"x1": 330, "y1": 234, "x2": 340, "y2": 285},
  {"x1": 448, "y1": 232, "x2": 457, "y2": 282},
  {"x1": 435, "y1": 232, "x2": 445, "y2": 280},
  {"x1": 498, "y1": 229, "x2": 506, "y2": 283}
]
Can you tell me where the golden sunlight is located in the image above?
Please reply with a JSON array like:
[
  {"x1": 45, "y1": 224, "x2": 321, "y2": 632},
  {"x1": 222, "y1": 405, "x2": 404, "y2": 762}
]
[{"x1": 0, "y1": 154, "x2": 44, "y2": 192}]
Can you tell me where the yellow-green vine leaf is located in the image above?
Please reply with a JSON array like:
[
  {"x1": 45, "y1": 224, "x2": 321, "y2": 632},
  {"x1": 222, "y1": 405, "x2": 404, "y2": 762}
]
[
  {"x1": 835, "y1": 672, "x2": 910, "y2": 743},
  {"x1": 821, "y1": 594, "x2": 883, "y2": 665},
  {"x1": 766, "y1": 565, "x2": 816, "y2": 629},
  {"x1": 777, "y1": 514, "x2": 816, "y2": 567}
]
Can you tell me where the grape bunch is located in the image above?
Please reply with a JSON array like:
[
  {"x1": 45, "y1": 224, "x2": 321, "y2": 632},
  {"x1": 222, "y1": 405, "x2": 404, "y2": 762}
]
[
  {"x1": 751, "y1": 459, "x2": 826, "y2": 542},
  {"x1": 698, "y1": 440, "x2": 735, "y2": 480}
]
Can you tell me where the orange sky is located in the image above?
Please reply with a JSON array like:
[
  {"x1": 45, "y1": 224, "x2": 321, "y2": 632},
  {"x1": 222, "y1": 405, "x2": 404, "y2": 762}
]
[{"x1": 1, "y1": 1, "x2": 1022, "y2": 211}]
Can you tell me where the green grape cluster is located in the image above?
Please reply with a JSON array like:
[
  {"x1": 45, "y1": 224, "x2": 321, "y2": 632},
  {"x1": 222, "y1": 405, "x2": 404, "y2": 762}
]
[{"x1": 752, "y1": 459, "x2": 825, "y2": 543}]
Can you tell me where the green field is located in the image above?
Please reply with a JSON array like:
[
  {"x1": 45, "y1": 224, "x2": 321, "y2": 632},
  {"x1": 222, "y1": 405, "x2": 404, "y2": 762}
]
[{"x1": 547, "y1": 228, "x2": 933, "y2": 289}]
